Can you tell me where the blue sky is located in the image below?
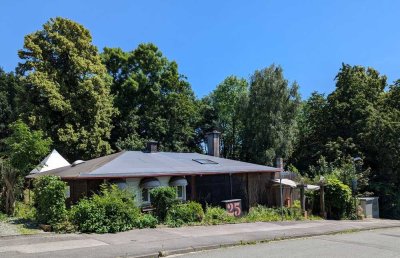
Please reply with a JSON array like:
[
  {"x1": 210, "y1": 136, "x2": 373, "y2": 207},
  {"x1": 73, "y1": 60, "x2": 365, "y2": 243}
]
[{"x1": 1, "y1": 1, "x2": 399, "y2": 98}]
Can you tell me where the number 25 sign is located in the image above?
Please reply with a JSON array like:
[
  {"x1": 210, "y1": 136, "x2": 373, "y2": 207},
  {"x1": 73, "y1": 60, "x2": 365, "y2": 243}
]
[{"x1": 225, "y1": 200, "x2": 242, "y2": 217}]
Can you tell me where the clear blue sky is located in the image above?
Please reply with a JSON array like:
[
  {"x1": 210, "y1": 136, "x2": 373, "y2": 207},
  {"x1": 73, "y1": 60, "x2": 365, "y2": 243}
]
[{"x1": 1, "y1": 0, "x2": 399, "y2": 98}]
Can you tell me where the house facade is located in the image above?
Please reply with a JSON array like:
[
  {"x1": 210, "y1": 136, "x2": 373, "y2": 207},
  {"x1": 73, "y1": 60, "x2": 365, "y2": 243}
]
[{"x1": 27, "y1": 132, "x2": 286, "y2": 210}]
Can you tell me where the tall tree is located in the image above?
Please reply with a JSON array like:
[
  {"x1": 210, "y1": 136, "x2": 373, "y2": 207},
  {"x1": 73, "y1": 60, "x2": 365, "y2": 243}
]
[
  {"x1": 207, "y1": 76, "x2": 248, "y2": 159},
  {"x1": 242, "y1": 65, "x2": 300, "y2": 165},
  {"x1": 290, "y1": 93, "x2": 328, "y2": 172},
  {"x1": 18, "y1": 17, "x2": 116, "y2": 160},
  {"x1": 102, "y1": 44, "x2": 199, "y2": 152},
  {"x1": 0, "y1": 68, "x2": 21, "y2": 148},
  {"x1": 1, "y1": 120, "x2": 51, "y2": 214}
]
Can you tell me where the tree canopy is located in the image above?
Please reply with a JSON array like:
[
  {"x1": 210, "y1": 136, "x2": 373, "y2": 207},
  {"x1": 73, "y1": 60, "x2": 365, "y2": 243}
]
[
  {"x1": 18, "y1": 17, "x2": 116, "y2": 161},
  {"x1": 206, "y1": 76, "x2": 248, "y2": 159},
  {"x1": 102, "y1": 43, "x2": 199, "y2": 152},
  {"x1": 242, "y1": 65, "x2": 301, "y2": 165}
]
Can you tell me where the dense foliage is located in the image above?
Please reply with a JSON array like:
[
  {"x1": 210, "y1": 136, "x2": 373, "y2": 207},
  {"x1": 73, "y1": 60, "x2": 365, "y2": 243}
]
[
  {"x1": 0, "y1": 69, "x2": 21, "y2": 150},
  {"x1": 206, "y1": 76, "x2": 248, "y2": 159},
  {"x1": 33, "y1": 176, "x2": 67, "y2": 225},
  {"x1": 166, "y1": 201, "x2": 204, "y2": 227},
  {"x1": 102, "y1": 44, "x2": 199, "y2": 152},
  {"x1": 71, "y1": 184, "x2": 140, "y2": 233},
  {"x1": 3, "y1": 120, "x2": 52, "y2": 173},
  {"x1": 242, "y1": 65, "x2": 301, "y2": 165},
  {"x1": 18, "y1": 17, "x2": 116, "y2": 161},
  {"x1": 203, "y1": 206, "x2": 235, "y2": 225},
  {"x1": 150, "y1": 186, "x2": 178, "y2": 222},
  {"x1": 321, "y1": 178, "x2": 353, "y2": 219}
]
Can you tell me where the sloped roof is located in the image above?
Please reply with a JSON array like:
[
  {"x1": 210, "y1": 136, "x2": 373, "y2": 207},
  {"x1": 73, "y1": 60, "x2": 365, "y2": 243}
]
[
  {"x1": 27, "y1": 151, "x2": 280, "y2": 179},
  {"x1": 30, "y1": 149, "x2": 71, "y2": 174}
]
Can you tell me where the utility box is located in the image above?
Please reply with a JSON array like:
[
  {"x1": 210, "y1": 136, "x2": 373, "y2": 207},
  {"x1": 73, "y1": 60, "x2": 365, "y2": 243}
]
[{"x1": 358, "y1": 197, "x2": 379, "y2": 218}]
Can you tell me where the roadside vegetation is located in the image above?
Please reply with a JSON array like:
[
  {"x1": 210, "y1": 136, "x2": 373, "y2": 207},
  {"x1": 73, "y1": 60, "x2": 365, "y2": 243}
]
[
  {"x1": 8, "y1": 180, "x2": 321, "y2": 234},
  {"x1": 1, "y1": 16, "x2": 399, "y2": 224}
]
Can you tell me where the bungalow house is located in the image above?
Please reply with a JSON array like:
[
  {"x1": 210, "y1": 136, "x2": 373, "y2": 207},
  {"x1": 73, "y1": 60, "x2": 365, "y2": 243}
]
[{"x1": 27, "y1": 131, "x2": 285, "y2": 211}]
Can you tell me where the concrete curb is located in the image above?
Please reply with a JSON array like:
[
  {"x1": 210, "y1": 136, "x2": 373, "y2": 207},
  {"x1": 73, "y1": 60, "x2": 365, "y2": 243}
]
[{"x1": 127, "y1": 224, "x2": 400, "y2": 258}]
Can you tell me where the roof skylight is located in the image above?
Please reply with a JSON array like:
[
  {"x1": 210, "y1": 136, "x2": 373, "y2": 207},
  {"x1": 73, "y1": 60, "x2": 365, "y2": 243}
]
[{"x1": 192, "y1": 159, "x2": 218, "y2": 165}]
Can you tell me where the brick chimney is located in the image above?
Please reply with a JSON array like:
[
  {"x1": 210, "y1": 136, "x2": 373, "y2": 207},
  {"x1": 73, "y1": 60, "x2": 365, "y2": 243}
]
[
  {"x1": 206, "y1": 130, "x2": 221, "y2": 157},
  {"x1": 276, "y1": 157, "x2": 284, "y2": 170},
  {"x1": 146, "y1": 140, "x2": 158, "y2": 153}
]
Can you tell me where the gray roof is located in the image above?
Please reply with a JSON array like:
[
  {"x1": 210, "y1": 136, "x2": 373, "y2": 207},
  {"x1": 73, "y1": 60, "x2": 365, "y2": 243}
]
[{"x1": 27, "y1": 151, "x2": 280, "y2": 179}]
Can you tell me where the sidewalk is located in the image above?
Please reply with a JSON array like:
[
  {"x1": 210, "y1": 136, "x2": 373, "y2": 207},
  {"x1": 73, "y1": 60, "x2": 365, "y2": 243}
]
[{"x1": 1, "y1": 219, "x2": 400, "y2": 258}]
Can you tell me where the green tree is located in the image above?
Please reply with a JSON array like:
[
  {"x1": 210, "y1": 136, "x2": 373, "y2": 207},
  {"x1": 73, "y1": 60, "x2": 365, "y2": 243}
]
[
  {"x1": 18, "y1": 17, "x2": 116, "y2": 160},
  {"x1": 1, "y1": 120, "x2": 51, "y2": 215},
  {"x1": 242, "y1": 65, "x2": 301, "y2": 165},
  {"x1": 0, "y1": 68, "x2": 22, "y2": 149},
  {"x1": 102, "y1": 44, "x2": 199, "y2": 152},
  {"x1": 290, "y1": 93, "x2": 328, "y2": 172},
  {"x1": 207, "y1": 76, "x2": 248, "y2": 158},
  {"x1": 3, "y1": 120, "x2": 52, "y2": 173}
]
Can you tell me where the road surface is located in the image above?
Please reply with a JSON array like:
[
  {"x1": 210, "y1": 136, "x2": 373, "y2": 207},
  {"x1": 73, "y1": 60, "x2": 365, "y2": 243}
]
[{"x1": 179, "y1": 227, "x2": 400, "y2": 258}]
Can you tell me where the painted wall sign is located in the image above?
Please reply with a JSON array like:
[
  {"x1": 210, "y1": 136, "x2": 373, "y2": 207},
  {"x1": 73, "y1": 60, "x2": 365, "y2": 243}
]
[{"x1": 222, "y1": 199, "x2": 242, "y2": 217}]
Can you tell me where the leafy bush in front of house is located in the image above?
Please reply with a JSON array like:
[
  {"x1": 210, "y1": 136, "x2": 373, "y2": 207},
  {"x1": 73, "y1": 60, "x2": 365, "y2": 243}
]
[
  {"x1": 203, "y1": 206, "x2": 235, "y2": 225},
  {"x1": 13, "y1": 201, "x2": 36, "y2": 221},
  {"x1": 134, "y1": 214, "x2": 158, "y2": 229},
  {"x1": 166, "y1": 201, "x2": 204, "y2": 227},
  {"x1": 33, "y1": 175, "x2": 67, "y2": 225},
  {"x1": 72, "y1": 184, "x2": 140, "y2": 233},
  {"x1": 150, "y1": 186, "x2": 179, "y2": 221}
]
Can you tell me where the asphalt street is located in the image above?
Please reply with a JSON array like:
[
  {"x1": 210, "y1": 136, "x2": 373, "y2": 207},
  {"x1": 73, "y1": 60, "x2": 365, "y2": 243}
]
[
  {"x1": 1, "y1": 220, "x2": 399, "y2": 257},
  {"x1": 179, "y1": 227, "x2": 400, "y2": 258}
]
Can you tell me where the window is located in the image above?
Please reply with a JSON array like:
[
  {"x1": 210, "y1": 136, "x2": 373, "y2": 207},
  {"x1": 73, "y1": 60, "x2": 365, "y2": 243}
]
[
  {"x1": 142, "y1": 188, "x2": 151, "y2": 203},
  {"x1": 192, "y1": 159, "x2": 218, "y2": 164},
  {"x1": 176, "y1": 186, "x2": 183, "y2": 199}
]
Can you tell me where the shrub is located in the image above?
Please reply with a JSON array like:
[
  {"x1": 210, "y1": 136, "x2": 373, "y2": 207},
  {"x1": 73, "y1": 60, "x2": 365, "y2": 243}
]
[
  {"x1": 324, "y1": 178, "x2": 353, "y2": 219},
  {"x1": 150, "y1": 187, "x2": 178, "y2": 221},
  {"x1": 134, "y1": 214, "x2": 158, "y2": 229},
  {"x1": 166, "y1": 201, "x2": 204, "y2": 227},
  {"x1": 203, "y1": 206, "x2": 235, "y2": 225},
  {"x1": 33, "y1": 175, "x2": 67, "y2": 225},
  {"x1": 72, "y1": 184, "x2": 140, "y2": 233},
  {"x1": 247, "y1": 206, "x2": 280, "y2": 222},
  {"x1": 14, "y1": 202, "x2": 36, "y2": 221},
  {"x1": 52, "y1": 220, "x2": 77, "y2": 233}
]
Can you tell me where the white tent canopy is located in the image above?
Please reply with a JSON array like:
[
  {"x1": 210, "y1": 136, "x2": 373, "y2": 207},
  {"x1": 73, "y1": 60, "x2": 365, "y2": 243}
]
[
  {"x1": 272, "y1": 178, "x2": 297, "y2": 188},
  {"x1": 30, "y1": 149, "x2": 70, "y2": 174},
  {"x1": 271, "y1": 179, "x2": 320, "y2": 191}
]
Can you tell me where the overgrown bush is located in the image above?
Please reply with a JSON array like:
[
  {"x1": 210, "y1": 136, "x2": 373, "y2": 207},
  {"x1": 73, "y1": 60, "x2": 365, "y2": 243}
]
[
  {"x1": 150, "y1": 187, "x2": 178, "y2": 221},
  {"x1": 246, "y1": 206, "x2": 281, "y2": 222},
  {"x1": 203, "y1": 206, "x2": 235, "y2": 225},
  {"x1": 166, "y1": 201, "x2": 204, "y2": 227},
  {"x1": 14, "y1": 201, "x2": 36, "y2": 221},
  {"x1": 324, "y1": 178, "x2": 353, "y2": 219},
  {"x1": 33, "y1": 175, "x2": 67, "y2": 225},
  {"x1": 72, "y1": 184, "x2": 140, "y2": 233},
  {"x1": 134, "y1": 214, "x2": 158, "y2": 229},
  {"x1": 243, "y1": 205, "x2": 303, "y2": 222}
]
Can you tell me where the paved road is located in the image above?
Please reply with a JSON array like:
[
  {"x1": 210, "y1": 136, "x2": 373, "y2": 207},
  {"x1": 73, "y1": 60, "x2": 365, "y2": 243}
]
[
  {"x1": 1, "y1": 219, "x2": 399, "y2": 257},
  {"x1": 179, "y1": 228, "x2": 400, "y2": 258}
]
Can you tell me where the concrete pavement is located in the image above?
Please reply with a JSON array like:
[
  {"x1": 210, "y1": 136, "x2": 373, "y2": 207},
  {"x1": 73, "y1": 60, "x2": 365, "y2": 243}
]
[
  {"x1": 0, "y1": 219, "x2": 399, "y2": 257},
  {"x1": 178, "y1": 227, "x2": 400, "y2": 258}
]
